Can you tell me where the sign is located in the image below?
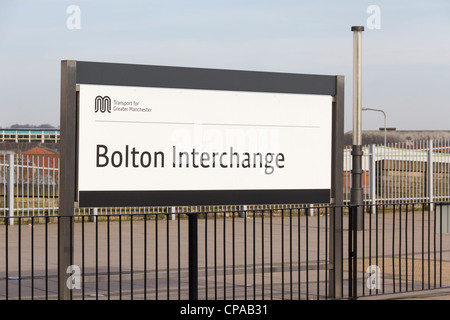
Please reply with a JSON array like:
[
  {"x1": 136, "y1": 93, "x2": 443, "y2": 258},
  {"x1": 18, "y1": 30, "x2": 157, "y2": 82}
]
[{"x1": 70, "y1": 62, "x2": 341, "y2": 207}]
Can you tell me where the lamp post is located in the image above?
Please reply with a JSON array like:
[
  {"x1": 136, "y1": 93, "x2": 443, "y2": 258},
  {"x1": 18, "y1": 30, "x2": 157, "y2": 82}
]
[
  {"x1": 351, "y1": 26, "x2": 364, "y2": 232},
  {"x1": 362, "y1": 107, "x2": 387, "y2": 148}
]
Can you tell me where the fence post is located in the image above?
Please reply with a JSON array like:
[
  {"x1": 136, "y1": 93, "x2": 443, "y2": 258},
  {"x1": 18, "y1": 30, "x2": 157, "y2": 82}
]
[
  {"x1": 427, "y1": 139, "x2": 434, "y2": 211},
  {"x1": 369, "y1": 144, "x2": 376, "y2": 214},
  {"x1": 168, "y1": 206, "x2": 176, "y2": 220},
  {"x1": 188, "y1": 212, "x2": 198, "y2": 300},
  {"x1": 239, "y1": 205, "x2": 247, "y2": 218},
  {"x1": 89, "y1": 208, "x2": 98, "y2": 223},
  {"x1": 308, "y1": 203, "x2": 314, "y2": 216},
  {"x1": 328, "y1": 75, "x2": 344, "y2": 299},
  {"x1": 7, "y1": 153, "x2": 14, "y2": 226},
  {"x1": 59, "y1": 60, "x2": 77, "y2": 300}
]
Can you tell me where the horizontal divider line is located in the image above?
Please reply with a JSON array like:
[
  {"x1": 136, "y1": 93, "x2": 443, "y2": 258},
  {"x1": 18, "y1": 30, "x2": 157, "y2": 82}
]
[{"x1": 94, "y1": 119, "x2": 320, "y2": 129}]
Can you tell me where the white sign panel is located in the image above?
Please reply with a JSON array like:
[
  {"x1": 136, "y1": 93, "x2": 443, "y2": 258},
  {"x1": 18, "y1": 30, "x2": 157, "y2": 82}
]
[{"x1": 77, "y1": 84, "x2": 332, "y2": 206}]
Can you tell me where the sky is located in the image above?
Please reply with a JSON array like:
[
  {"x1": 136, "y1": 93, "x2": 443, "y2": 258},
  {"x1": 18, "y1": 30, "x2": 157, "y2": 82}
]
[{"x1": 0, "y1": 0, "x2": 449, "y2": 132}]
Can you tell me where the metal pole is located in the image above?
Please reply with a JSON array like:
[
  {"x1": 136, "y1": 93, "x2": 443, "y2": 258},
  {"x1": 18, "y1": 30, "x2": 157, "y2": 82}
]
[
  {"x1": 328, "y1": 75, "x2": 345, "y2": 299},
  {"x1": 59, "y1": 60, "x2": 77, "y2": 300},
  {"x1": 351, "y1": 26, "x2": 364, "y2": 231},
  {"x1": 188, "y1": 213, "x2": 198, "y2": 300}
]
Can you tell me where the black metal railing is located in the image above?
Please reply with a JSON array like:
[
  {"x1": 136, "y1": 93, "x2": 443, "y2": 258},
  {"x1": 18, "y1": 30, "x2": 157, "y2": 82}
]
[
  {"x1": 346, "y1": 202, "x2": 450, "y2": 299},
  {"x1": 1, "y1": 202, "x2": 449, "y2": 300}
]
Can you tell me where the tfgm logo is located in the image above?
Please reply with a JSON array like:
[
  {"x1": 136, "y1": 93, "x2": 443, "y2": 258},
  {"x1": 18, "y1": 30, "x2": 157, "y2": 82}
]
[{"x1": 95, "y1": 96, "x2": 112, "y2": 113}]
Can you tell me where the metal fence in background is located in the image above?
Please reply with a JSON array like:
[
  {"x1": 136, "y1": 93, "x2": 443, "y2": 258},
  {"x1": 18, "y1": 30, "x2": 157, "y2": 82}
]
[
  {"x1": 343, "y1": 139, "x2": 450, "y2": 205},
  {"x1": 0, "y1": 154, "x2": 59, "y2": 219}
]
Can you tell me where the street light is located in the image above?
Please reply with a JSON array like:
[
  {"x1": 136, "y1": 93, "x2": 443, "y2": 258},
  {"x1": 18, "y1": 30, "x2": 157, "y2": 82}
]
[
  {"x1": 362, "y1": 107, "x2": 387, "y2": 148},
  {"x1": 351, "y1": 26, "x2": 364, "y2": 232}
]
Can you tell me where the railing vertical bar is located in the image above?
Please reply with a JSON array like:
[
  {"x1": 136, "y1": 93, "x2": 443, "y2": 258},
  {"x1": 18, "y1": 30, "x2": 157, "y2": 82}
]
[
  {"x1": 428, "y1": 201, "x2": 431, "y2": 289},
  {"x1": 31, "y1": 216, "x2": 34, "y2": 300},
  {"x1": 82, "y1": 214, "x2": 85, "y2": 300},
  {"x1": 70, "y1": 215, "x2": 74, "y2": 300},
  {"x1": 412, "y1": 204, "x2": 415, "y2": 292},
  {"x1": 223, "y1": 209, "x2": 226, "y2": 300},
  {"x1": 298, "y1": 208, "x2": 301, "y2": 300},
  {"x1": 369, "y1": 204, "x2": 372, "y2": 296},
  {"x1": 306, "y1": 209, "x2": 309, "y2": 300},
  {"x1": 18, "y1": 217, "x2": 21, "y2": 300},
  {"x1": 130, "y1": 212, "x2": 134, "y2": 300},
  {"x1": 282, "y1": 208, "x2": 285, "y2": 300},
  {"x1": 440, "y1": 203, "x2": 442, "y2": 288},
  {"x1": 205, "y1": 209, "x2": 208, "y2": 300},
  {"x1": 316, "y1": 207, "x2": 319, "y2": 300},
  {"x1": 56, "y1": 216, "x2": 59, "y2": 300},
  {"x1": 270, "y1": 209, "x2": 273, "y2": 300},
  {"x1": 119, "y1": 214, "x2": 123, "y2": 300},
  {"x1": 382, "y1": 204, "x2": 385, "y2": 294},
  {"x1": 45, "y1": 216, "x2": 48, "y2": 300},
  {"x1": 348, "y1": 205, "x2": 353, "y2": 298},
  {"x1": 5, "y1": 216, "x2": 8, "y2": 300},
  {"x1": 177, "y1": 211, "x2": 181, "y2": 300},
  {"x1": 261, "y1": 208, "x2": 265, "y2": 300},
  {"x1": 214, "y1": 211, "x2": 217, "y2": 300},
  {"x1": 244, "y1": 208, "x2": 248, "y2": 300},
  {"x1": 96, "y1": 212, "x2": 99, "y2": 300},
  {"x1": 399, "y1": 203, "x2": 402, "y2": 292},
  {"x1": 353, "y1": 205, "x2": 358, "y2": 300},
  {"x1": 325, "y1": 206, "x2": 328, "y2": 300},
  {"x1": 362, "y1": 204, "x2": 365, "y2": 297},
  {"x1": 232, "y1": 210, "x2": 235, "y2": 300},
  {"x1": 252, "y1": 209, "x2": 256, "y2": 300},
  {"x1": 107, "y1": 215, "x2": 111, "y2": 300},
  {"x1": 166, "y1": 212, "x2": 169, "y2": 300},
  {"x1": 341, "y1": 206, "x2": 344, "y2": 298},
  {"x1": 155, "y1": 212, "x2": 158, "y2": 300}
]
